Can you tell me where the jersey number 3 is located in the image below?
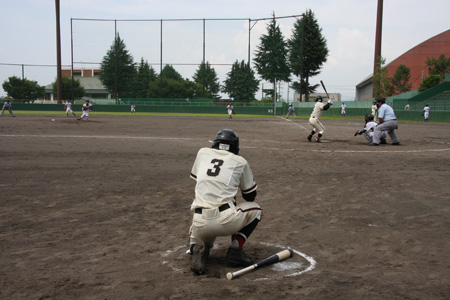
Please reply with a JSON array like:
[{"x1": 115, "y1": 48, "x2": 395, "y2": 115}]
[{"x1": 207, "y1": 159, "x2": 224, "y2": 177}]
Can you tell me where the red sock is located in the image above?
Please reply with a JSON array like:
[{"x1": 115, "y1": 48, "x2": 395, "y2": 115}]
[{"x1": 234, "y1": 236, "x2": 245, "y2": 248}]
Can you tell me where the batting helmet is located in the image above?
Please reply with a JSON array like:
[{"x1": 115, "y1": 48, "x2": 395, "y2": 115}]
[
  {"x1": 365, "y1": 114, "x2": 374, "y2": 122},
  {"x1": 376, "y1": 98, "x2": 386, "y2": 104},
  {"x1": 315, "y1": 96, "x2": 323, "y2": 102},
  {"x1": 212, "y1": 129, "x2": 239, "y2": 155}
]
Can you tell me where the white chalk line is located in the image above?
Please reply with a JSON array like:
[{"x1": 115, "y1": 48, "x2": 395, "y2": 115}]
[
  {"x1": 2, "y1": 134, "x2": 449, "y2": 153},
  {"x1": 161, "y1": 242, "x2": 316, "y2": 281}
]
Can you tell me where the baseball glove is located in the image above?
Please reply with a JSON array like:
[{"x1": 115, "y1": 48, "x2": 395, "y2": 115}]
[{"x1": 232, "y1": 111, "x2": 235, "y2": 115}]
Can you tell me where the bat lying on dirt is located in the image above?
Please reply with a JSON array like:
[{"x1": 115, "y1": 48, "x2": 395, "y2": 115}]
[{"x1": 226, "y1": 249, "x2": 294, "y2": 280}]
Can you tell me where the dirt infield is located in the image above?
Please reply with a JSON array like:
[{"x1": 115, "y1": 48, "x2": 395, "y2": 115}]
[{"x1": 1, "y1": 114, "x2": 449, "y2": 300}]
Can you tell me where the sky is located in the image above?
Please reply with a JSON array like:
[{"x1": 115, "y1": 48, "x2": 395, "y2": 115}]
[{"x1": 1, "y1": 0, "x2": 449, "y2": 101}]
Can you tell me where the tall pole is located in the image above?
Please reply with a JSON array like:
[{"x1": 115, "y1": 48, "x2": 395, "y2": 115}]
[
  {"x1": 373, "y1": 0, "x2": 383, "y2": 98},
  {"x1": 55, "y1": 0, "x2": 62, "y2": 102}
]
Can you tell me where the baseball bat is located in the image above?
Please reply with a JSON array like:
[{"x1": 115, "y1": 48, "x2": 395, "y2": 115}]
[
  {"x1": 320, "y1": 80, "x2": 330, "y2": 100},
  {"x1": 226, "y1": 249, "x2": 294, "y2": 280}
]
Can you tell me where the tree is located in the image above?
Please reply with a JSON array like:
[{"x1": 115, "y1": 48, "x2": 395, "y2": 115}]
[
  {"x1": 372, "y1": 56, "x2": 394, "y2": 99},
  {"x1": 133, "y1": 58, "x2": 157, "y2": 98},
  {"x1": 419, "y1": 74, "x2": 442, "y2": 93},
  {"x1": 391, "y1": 64, "x2": 412, "y2": 94},
  {"x1": 147, "y1": 65, "x2": 211, "y2": 99},
  {"x1": 222, "y1": 60, "x2": 260, "y2": 101},
  {"x1": 254, "y1": 13, "x2": 291, "y2": 103},
  {"x1": 425, "y1": 54, "x2": 450, "y2": 80},
  {"x1": 288, "y1": 9, "x2": 329, "y2": 102},
  {"x1": 193, "y1": 61, "x2": 221, "y2": 99},
  {"x1": 52, "y1": 76, "x2": 85, "y2": 100},
  {"x1": 100, "y1": 34, "x2": 136, "y2": 99},
  {"x1": 2, "y1": 76, "x2": 45, "y2": 100}
]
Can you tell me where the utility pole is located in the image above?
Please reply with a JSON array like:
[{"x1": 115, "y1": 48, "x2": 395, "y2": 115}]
[
  {"x1": 55, "y1": 0, "x2": 62, "y2": 102},
  {"x1": 372, "y1": 0, "x2": 383, "y2": 98}
]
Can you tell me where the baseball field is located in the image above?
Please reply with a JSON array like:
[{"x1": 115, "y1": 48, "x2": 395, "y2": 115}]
[{"x1": 1, "y1": 113, "x2": 449, "y2": 299}]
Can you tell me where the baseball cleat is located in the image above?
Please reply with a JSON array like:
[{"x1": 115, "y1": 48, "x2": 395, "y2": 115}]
[
  {"x1": 315, "y1": 139, "x2": 321, "y2": 143},
  {"x1": 392, "y1": 142, "x2": 400, "y2": 145},
  {"x1": 226, "y1": 247, "x2": 254, "y2": 267},
  {"x1": 190, "y1": 244, "x2": 210, "y2": 275},
  {"x1": 307, "y1": 135, "x2": 312, "y2": 142},
  {"x1": 368, "y1": 143, "x2": 379, "y2": 146}
]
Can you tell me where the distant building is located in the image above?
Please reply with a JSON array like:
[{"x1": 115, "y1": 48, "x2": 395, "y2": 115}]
[
  {"x1": 356, "y1": 29, "x2": 450, "y2": 101},
  {"x1": 45, "y1": 68, "x2": 111, "y2": 100}
]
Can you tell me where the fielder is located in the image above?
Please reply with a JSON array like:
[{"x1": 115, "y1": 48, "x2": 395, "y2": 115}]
[
  {"x1": 423, "y1": 104, "x2": 429, "y2": 122},
  {"x1": 227, "y1": 103, "x2": 234, "y2": 119},
  {"x1": 64, "y1": 100, "x2": 77, "y2": 117},
  {"x1": 371, "y1": 101, "x2": 378, "y2": 121},
  {"x1": 131, "y1": 104, "x2": 136, "y2": 113},
  {"x1": 77, "y1": 99, "x2": 93, "y2": 121},
  {"x1": 307, "y1": 96, "x2": 333, "y2": 143},
  {"x1": 286, "y1": 104, "x2": 297, "y2": 119},
  {"x1": 354, "y1": 114, "x2": 387, "y2": 144},
  {"x1": 1, "y1": 100, "x2": 15, "y2": 117},
  {"x1": 189, "y1": 129, "x2": 262, "y2": 275},
  {"x1": 341, "y1": 103, "x2": 346, "y2": 116}
]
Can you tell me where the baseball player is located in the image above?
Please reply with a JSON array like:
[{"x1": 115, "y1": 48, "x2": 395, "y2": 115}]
[
  {"x1": 371, "y1": 101, "x2": 378, "y2": 121},
  {"x1": 354, "y1": 114, "x2": 387, "y2": 144},
  {"x1": 131, "y1": 104, "x2": 136, "y2": 113},
  {"x1": 1, "y1": 100, "x2": 15, "y2": 117},
  {"x1": 77, "y1": 99, "x2": 93, "y2": 121},
  {"x1": 64, "y1": 100, "x2": 77, "y2": 117},
  {"x1": 189, "y1": 129, "x2": 262, "y2": 275},
  {"x1": 341, "y1": 103, "x2": 346, "y2": 116},
  {"x1": 307, "y1": 96, "x2": 333, "y2": 143},
  {"x1": 227, "y1": 103, "x2": 234, "y2": 119},
  {"x1": 286, "y1": 104, "x2": 297, "y2": 119},
  {"x1": 368, "y1": 98, "x2": 400, "y2": 146},
  {"x1": 423, "y1": 104, "x2": 430, "y2": 122}
]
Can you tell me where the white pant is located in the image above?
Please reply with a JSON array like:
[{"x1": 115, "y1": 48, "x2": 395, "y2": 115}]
[
  {"x1": 309, "y1": 117, "x2": 325, "y2": 135},
  {"x1": 190, "y1": 201, "x2": 262, "y2": 248}
]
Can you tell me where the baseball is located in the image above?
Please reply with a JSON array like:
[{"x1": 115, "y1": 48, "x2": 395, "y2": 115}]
[{"x1": 52, "y1": 119, "x2": 55, "y2": 122}]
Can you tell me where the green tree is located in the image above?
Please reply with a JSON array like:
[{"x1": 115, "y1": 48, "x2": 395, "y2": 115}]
[
  {"x1": 100, "y1": 34, "x2": 136, "y2": 99},
  {"x1": 2, "y1": 76, "x2": 45, "y2": 100},
  {"x1": 52, "y1": 76, "x2": 85, "y2": 100},
  {"x1": 372, "y1": 56, "x2": 394, "y2": 98},
  {"x1": 391, "y1": 64, "x2": 412, "y2": 94},
  {"x1": 222, "y1": 60, "x2": 260, "y2": 101},
  {"x1": 133, "y1": 58, "x2": 157, "y2": 98},
  {"x1": 147, "y1": 65, "x2": 211, "y2": 99},
  {"x1": 419, "y1": 74, "x2": 442, "y2": 93},
  {"x1": 254, "y1": 13, "x2": 291, "y2": 103},
  {"x1": 193, "y1": 61, "x2": 221, "y2": 99},
  {"x1": 288, "y1": 9, "x2": 328, "y2": 101},
  {"x1": 425, "y1": 54, "x2": 450, "y2": 80}
]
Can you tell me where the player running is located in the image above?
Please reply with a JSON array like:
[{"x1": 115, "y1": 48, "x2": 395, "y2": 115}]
[
  {"x1": 64, "y1": 100, "x2": 77, "y2": 117},
  {"x1": 188, "y1": 129, "x2": 262, "y2": 275},
  {"x1": 307, "y1": 96, "x2": 333, "y2": 143}
]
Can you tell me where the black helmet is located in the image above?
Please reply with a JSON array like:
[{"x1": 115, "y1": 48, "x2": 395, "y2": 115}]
[
  {"x1": 365, "y1": 114, "x2": 374, "y2": 121},
  {"x1": 315, "y1": 96, "x2": 323, "y2": 102},
  {"x1": 212, "y1": 129, "x2": 239, "y2": 155},
  {"x1": 376, "y1": 98, "x2": 386, "y2": 104}
]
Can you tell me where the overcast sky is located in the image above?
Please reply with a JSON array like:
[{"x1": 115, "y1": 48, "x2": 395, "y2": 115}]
[{"x1": 1, "y1": 0, "x2": 449, "y2": 101}]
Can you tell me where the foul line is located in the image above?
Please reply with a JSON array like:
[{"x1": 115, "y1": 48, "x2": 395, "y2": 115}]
[{"x1": 3, "y1": 134, "x2": 449, "y2": 153}]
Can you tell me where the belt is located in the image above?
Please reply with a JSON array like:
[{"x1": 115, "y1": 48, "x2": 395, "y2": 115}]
[{"x1": 195, "y1": 203, "x2": 230, "y2": 214}]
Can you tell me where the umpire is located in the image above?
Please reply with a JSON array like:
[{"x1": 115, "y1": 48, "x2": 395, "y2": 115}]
[{"x1": 369, "y1": 98, "x2": 400, "y2": 146}]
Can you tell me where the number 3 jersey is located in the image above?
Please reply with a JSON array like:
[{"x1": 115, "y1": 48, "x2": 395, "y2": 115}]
[{"x1": 190, "y1": 148, "x2": 257, "y2": 210}]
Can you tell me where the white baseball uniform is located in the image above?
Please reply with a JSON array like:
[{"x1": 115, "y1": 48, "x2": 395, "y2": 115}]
[
  {"x1": 227, "y1": 104, "x2": 234, "y2": 119},
  {"x1": 1, "y1": 101, "x2": 15, "y2": 117},
  {"x1": 78, "y1": 102, "x2": 93, "y2": 120},
  {"x1": 423, "y1": 106, "x2": 430, "y2": 121},
  {"x1": 64, "y1": 101, "x2": 76, "y2": 116},
  {"x1": 309, "y1": 101, "x2": 327, "y2": 134},
  {"x1": 189, "y1": 147, "x2": 262, "y2": 248},
  {"x1": 360, "y1": 121, "x2": 387, "y2": 142}
]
